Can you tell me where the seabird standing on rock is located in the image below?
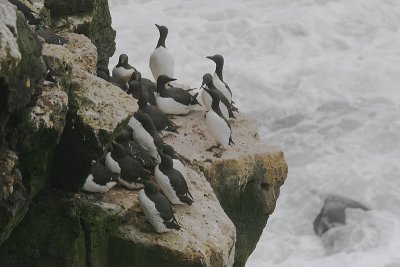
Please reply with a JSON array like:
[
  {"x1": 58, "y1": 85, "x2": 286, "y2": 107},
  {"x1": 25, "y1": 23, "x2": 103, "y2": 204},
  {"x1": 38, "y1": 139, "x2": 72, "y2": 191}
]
[
  {"x1": 155, "y1": 151, "x2": 193, "y2": 205},
  {"x1": 162, "y1": 144, "x2": 188, "y2": 180},
  {"x1": 43, "y1": 68, "x2": 57, "y2": 86},
  {"x1": 201, "y1": 73, "x2": 237, "y2": 119},
  {"x1": 82, "y1": 160, "x2": 118, "y2": 193},
  {"x1": 97, "y1": 66, "x2": 128, "y2": 90},
  {"x1": 137, "y1": 86, "x2": 179, "y2": 134},
  {"x1": 114, "y1": 127, "x2": 156, "y2": 171},
  {"x1": 112, "y1": 54, "x2": 137, "y2": 83},
  {"x1": 155, "y1": 75, "x2": 200, "y2": 115},
  {"x1": 203, "y1": 87, "x2": 234, "y2": 157},
  {"x1": 134, "y1": 111, "x2": 164, "y2": 150},
  {"x1": 128, "y1": 115, "x2": 160, "y2": 163},
  {"x1": 206, "y1": 54, "x2": 233, "y2": 103},
  {"x1": 149, "y1": 24, "x2": 174, "y2": 81},
  {"x1": 105, "y1": 141, "x2": 149, "y2": 189},
  {"x1": 127, "y1": 70, "x2": 157, "y2": 105},
  {"x1": 138, "y1": 180, "x2": 181, "y2": 233}
]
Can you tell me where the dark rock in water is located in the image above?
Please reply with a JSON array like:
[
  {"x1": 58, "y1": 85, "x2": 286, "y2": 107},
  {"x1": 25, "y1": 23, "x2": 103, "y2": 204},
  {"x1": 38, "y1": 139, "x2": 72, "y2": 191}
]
[
  {"x1": 314, "y1": 195, "x2": 369, "y2": 236},
  {"x1": 37, "y1": 29, "x2": 68, "y2": 45}
]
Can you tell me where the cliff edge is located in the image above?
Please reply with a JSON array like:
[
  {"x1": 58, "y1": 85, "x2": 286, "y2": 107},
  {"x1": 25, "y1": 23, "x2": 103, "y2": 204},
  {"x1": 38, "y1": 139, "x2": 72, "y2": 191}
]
[{"x1": 0, "y1": 1, "x2": 288, "y2": 266}]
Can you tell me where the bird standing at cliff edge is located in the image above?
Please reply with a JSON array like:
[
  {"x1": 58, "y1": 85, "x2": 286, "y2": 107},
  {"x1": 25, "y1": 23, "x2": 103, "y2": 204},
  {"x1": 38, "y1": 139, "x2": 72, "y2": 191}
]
[{"x1": 149, "y1": 24, "x2": 174, "y2": 81}]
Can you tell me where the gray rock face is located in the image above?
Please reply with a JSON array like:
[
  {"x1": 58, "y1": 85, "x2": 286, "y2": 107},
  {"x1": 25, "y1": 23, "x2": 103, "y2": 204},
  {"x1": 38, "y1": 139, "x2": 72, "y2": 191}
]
[
  {"x1": 314, "y1": 195, "x2": 369, "y2": 237},
  {"x1": 44, "y1": 0, "x2": 116, "y2": 69},
  {"x1": 163, "y1": 111, "x2": 288, "y2": 267}
]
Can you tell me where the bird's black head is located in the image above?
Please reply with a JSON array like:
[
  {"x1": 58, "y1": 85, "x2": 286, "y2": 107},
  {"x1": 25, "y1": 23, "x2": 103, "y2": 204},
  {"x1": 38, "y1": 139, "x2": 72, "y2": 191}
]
[
  {"x1": 130, "y1": 70, "x2": 142, "y2": 82},
  {"x1": 206, "y1": 54, "x2": 224, "y2": 66},
  {"x1": 143, "y1": 180, "x2": 159, "y2": 194},
  {"x1": 114, "y1": 128, "x2": 131, "y2": 143},
  {"x1": 111, "y1": 141, "x2": 127, "y2": 158},
  {"x1": 158, "y1": 151, "x2": 173, "y2": 171},
  {"x1": 161, "y1": 144, "x2": 175, "y2": 156},
  {"x1": 156, "y1": 75, "x2": 176, "y2": 92},
  {"x1": 117, "y1": 54, "x2": 129, "y2": 67},
  {"x1": 155, "y1": 24, "x2": 169, "y2": 48},
  {"x1": 201, "y1": 73, "x2": 213, "y2": 88}
]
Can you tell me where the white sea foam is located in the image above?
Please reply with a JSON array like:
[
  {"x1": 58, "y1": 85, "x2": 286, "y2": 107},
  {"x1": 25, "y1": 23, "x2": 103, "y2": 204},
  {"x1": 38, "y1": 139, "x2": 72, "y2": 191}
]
[{"x1": 109, "y1": 0, "x2": 400, "y2": 266}]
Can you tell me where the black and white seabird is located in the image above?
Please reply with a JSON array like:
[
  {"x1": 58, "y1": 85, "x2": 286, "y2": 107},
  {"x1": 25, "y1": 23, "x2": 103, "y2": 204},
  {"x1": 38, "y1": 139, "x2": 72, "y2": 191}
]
[
  {"x1": 97, "y1": 66, "x2": 128, "y2": 90},
  {"x1": 112, "y1": 54, "x2": 137, "y2": 83},
  {"x1": 134, "y1": 111, "x2": 164, "y2": 150},
  {"x1": 137, "y1": 86, "x2": 179, "y2": 134},
  {"x1": 82, "y1": 160, "x2": 118, "y2": 193},
  {"x1": 138, "y1": 180, "x2": 181, "y2": 233},
  {"x1": 155, "y1": 75, "x2": 200, "y2": 115},
  {"x1": 155, "y1": 151, "x2": 193, "y2": 205},
  {"x1": 149, "y1": 24, "x2": 174, "y2": 80},
  {"x1": 105, "y1": 141, "x2": 149, "y2": 189},
  {"x1": 201, "y1": 73, "x2": 238, "y2": 119},
  {"x1": 114, "y1": 127, "x2": 157, "y2": 171},
  {"x1": 128, "y1": 115, "x2": 160, "y2": 163},
  {"x1": 127, "y1": 70, "x2": 156, "y2": 105},
  {"x1": 43, "y1": 68, "x2": 57, "y2": 86},
  {"x1": 37, "y1": 28, "x2": 68, "y2": 45},
  {"x1": 203, "y1": 87, "x2": 234, "y2": 157},
  {"x1": 162, "y1": 144, "x2": 188, "y2": 180},
  {"x1": 206, "y1": 54, "x2": 233, "y2": 103}
]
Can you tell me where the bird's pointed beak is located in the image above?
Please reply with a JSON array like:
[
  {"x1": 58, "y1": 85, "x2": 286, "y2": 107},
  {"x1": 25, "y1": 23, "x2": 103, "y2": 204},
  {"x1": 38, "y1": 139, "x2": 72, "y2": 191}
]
[{"x1": 155, "y1": 24, "x2": 160, "y2": 28}]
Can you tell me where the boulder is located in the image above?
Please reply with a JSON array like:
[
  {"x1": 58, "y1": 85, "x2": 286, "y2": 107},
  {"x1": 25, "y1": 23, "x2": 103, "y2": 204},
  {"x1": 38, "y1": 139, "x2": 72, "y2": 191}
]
[
  {"x1": 0, "y1": 167, "x2": 236, "y2": 267},
  {"x1": 47, "y1": 33, "x2": 137, "y2": 191},
  {"x1": 44, "y1": 0, "x2": 116, "y2": 69},
  {"x1": 163, "y1": 111, "x2": 288, "y2": 267},
  {"x1": 314, "y1": 195, "x2": 369, "y2": 237}
]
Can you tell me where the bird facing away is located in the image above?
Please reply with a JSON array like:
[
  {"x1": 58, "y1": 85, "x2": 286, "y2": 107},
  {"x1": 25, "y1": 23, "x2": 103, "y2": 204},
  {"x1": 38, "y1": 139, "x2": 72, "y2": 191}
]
[
  {"x1": 112, "y1": 54, "x2": 137, "y2": 83},
  {"x1": 149, "y1": 24, "x2": 174, "y2": 80},
  {"x1": 138, "y1": 180, "x2": 181, "y2": 233}
]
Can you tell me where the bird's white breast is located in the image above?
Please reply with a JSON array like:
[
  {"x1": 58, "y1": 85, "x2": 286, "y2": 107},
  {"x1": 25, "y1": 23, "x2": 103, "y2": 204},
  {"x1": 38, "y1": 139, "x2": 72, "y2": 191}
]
[
  {"x1": 206, "y1": 110, "x2": 231, "y2": 148},
  {"x1": 173, "y1": 159, "x2": 188, "y2": 180},
  {"x1": 201, "y1": 89, "x2": 212, "y2": 111},
  {"x1": 154, "y1": 165, "x2": 183, "y2": 205},
  {"x1": 212, "y1": 72, "x2": 232, "y2": 103},
  {"x1": 112, "y1": 66, "x2": 134, "y2": 83},
  {"x1": 82, "y1": 174, "x2": 117, "y2": 193},
  {"x1": 155, "y1": 95, "x2": 190, "y2": 115},
  {"x1": 117, "y1": 177, "x2": 144, "y2": 190},
  {"x1": 128, "y1": 118, "x2": 159, "y2": 162},
  {"x1": 105, "y1": 152, "x2": 121, "y2": 174},
  {"x1": 149, "y1": 47, "x2": 174, "y2": 80},
  {"x1": 138, "y1": 189, "x2": 169, "y2": 233}
]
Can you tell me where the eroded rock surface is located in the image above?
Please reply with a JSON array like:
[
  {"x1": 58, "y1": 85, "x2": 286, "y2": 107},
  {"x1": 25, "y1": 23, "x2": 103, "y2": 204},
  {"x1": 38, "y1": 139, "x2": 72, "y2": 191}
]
[{"x1": 164, "y1": 111, "x2": 288, "y2": 267}]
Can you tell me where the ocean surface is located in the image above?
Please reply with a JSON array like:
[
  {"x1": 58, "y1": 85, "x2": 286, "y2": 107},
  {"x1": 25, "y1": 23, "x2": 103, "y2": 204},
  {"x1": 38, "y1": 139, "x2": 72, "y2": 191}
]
[{"x1": 108, "y1": 0, "x2": 400, "y2": 266}]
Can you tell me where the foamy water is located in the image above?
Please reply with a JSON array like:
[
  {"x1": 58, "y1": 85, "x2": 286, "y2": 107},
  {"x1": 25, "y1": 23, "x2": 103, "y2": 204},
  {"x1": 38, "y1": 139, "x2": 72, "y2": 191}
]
[{"x1": 109, "y1": 0, "x2": 400, "y2": 266}]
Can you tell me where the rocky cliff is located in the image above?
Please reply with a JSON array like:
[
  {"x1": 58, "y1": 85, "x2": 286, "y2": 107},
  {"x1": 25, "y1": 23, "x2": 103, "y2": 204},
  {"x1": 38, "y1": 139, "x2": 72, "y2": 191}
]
[{"x1": 0, "y1": 1, "x2": 288, "y2": 266}]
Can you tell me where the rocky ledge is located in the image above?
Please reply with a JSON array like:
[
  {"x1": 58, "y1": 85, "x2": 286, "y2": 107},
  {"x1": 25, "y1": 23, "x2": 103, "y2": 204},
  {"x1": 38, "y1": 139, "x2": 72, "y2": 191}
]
[{"x1": 0, "y1": 0, "x2": 288, "y2": 266}]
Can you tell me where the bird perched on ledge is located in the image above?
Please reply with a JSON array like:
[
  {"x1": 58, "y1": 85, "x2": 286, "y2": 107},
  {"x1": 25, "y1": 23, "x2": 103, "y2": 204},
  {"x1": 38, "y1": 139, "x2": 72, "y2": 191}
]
[
  {"x1": 206, "y1": 54, "x2": 233, "y2": 104},
  {"x1": 138, "y1": 180, "x2": 181, "y2": 233},
  {"x1": 155, "y1": 75, "x2": 200, "y2": 115},
  {"x1": 112, "y1": 54, "x2": 137, "y2": 83},
  {"x1": 203, "y1": 87, "x2": 234, "y2": 157},
  {"x1": 149, "y1": 24, "x2": 174, "y2": 80}
]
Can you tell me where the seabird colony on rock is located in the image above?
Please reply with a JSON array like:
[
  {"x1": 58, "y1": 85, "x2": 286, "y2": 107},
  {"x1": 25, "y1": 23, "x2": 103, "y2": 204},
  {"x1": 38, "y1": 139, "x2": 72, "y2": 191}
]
[{"x1": 85, "y1": 24, "x2": 238, "y2": 233}]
